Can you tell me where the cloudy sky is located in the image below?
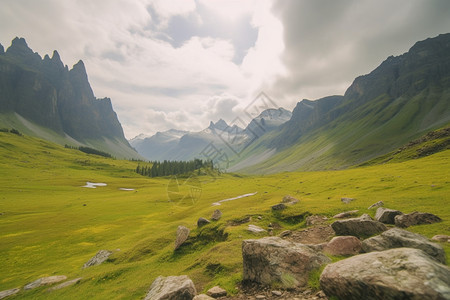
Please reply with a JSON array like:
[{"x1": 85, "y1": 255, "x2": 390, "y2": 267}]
[{"x1": 1, "y1": 0, "x2": 449, "y2": 139}]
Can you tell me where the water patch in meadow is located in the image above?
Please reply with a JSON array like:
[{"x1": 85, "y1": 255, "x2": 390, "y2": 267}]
[
  {"x1": 82, "y1": 182, "x2": 107, "y2": 188},
  {"x1": 119, "y1": 188, "x2": 135, "y2": 191},
  {"x1": 212, "y1": 192, "x2": 258, "y2": 206}
]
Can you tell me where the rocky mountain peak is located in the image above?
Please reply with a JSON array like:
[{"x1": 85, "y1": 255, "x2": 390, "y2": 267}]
[{"x1": 209, "y1": 119, "x2": 229, "y2": 131}]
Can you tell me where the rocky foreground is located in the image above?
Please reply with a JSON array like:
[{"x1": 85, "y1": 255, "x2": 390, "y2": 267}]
[
  {"x1": 1, "y1": 200, "x2": 449, "y2": 300},
  {"x1": 145, "y1": 200, "x2": 449, "y2": 300}
]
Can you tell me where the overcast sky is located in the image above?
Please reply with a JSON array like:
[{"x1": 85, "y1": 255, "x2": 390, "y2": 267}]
[{"x1": 1, "y1": 0, "x2": 449, "y2": 139}]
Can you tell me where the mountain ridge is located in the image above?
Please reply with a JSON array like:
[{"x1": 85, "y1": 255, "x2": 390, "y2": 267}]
[
  {"x1": 0, "y1": 37, "x2": 140, "y2": 159},
  {"x1": 230, "y1": 33, "x2": 450, "y2": 173}
]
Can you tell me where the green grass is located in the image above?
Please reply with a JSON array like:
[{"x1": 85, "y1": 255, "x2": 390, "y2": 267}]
[{"x1": 0, "y1": 131, "x2": 449, "y2": 299}]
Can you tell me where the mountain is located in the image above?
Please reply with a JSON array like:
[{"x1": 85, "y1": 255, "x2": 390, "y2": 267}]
[
  {"x1": 130, "y1": 108, "x2": 292, "y2": 162},
  {"x1": 0, "y1": 37, "x2": 140, "y2": 159},
  {"x1": 230, "y1": 33, "x2": 450, "y2": 173}
]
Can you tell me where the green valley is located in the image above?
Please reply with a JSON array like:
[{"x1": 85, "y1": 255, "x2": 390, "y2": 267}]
[{"x1": 0, "y1": 130, "x2": 449, "y2": 299}]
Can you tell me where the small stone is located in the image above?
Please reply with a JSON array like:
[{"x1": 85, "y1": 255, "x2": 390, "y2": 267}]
[
  {"x1": 207, "y1": 286, "x2": 227, "y2": 298},
  {"x1": 0, "y1": 288, "x2": 20, "y2": 299},
  {"x1": 211, "y1": 210, "x2": 222, "y2": 221},
  {"x1": 255, "y1": 295, "x2": 266, "y2": 299},
  {"x1": 272, "y1": 203, "x2": 287, "y2": 211},
  {"x1": 24, "y1": 275, "x2": 67, "y2": 290},
  {"x1": 197, "y1": 217, "x2": 211, "y2": 227},
  {"x1": 333, "y1": 210, "x2": 359, "y2": 219},
  {"x1": 83, "y1": 250, "x2": 112, "y2": 268},
  {"x1": 368, "y1": 201, "x2": 384, "y2": 209},
  {"x1": 257, "y1": 216, "x2": 262, "y2": 220},
  {"x1": 271, "y1": 290, "x2": 282, "y2": 296},
  {"x1": 248, "y1": 224, "x2": 266, "y2": 233},
  {"x1": 48, "y1": 278, "x2": 82, "y2": 291},
  {"x1": 341, "y1": 197, "x2": 355, "y2": 204},
  {"x1": 174, "y1": 226, "x2": 190, "y2": 250},
  {"x1": 431, "y1": 235, "x2": 450, "y2": 242}
]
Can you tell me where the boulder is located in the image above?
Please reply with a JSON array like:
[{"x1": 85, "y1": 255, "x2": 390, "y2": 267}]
[
  {"x1": 248, "y1": 224, "x2": 266, "y2": 233},
  {"x1": 374, "y1": 207, "x2": 403, "y2": 224},
  {"x1": 331, "y1": 214, "x2": 387, "y2": 238},
  {"x1": 333, "y1": 210, "x2": 359, "y2": 219},
  {"x1": 323, "y1": 236, "x2": 362, "y2": 256},
  {"x1": 362, "y1": 227, "x2": 446, "y2": 264},
  {"x1": 211, "y1": 210, "x2": 222, "y2": 221},
  {"x1": 242, "y1": 237, "x2": 330, "y2": 288},
  {"x1": 207, "y1": 286, "x2": 227, "y2": 298},
  {"x1": 432, "y1": 235, "x2": 450, "y2": 242},
  {"x1": 271, "y1": 203, "x2": 287, "y2": 211},
  {"x1": 341, "y1": 197, "x2": 355, "y2": 204},
  {"x1": 24, "y1": 275, "x2": 67, "y2": 290},
  {"x1": 0, "y1": 288, "x2": 20, "y2": 299},
  {"x1": 144, "y1": 275, "x2": 196, "y2": 300},
  {"x1": 368, "y1": 201, "x2": 384, "y2": 209},
  {"x1": 175, "y1": 226, "x2": 190, "y2": 250},
  {"x1": 48, "y1": 278, "x2": 82, "y2": 291},
  {"x1": 320, "y1": 248, "x2": 450, "y2": 300},
  {"x1": 395, "y1": 211, "x2": 442, "y2": 228},
  {"x1": 193, "y1": 295, "x2": 214, "y2": 300},
  {"x1": 83, "y1": 250, "x2": 112, "y2": 268},
  {"x1": 197, "y1": 217, "x2": 211, "y2": 227}
]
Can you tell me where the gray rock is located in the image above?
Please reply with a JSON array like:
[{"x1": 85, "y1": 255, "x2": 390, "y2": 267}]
[
  {"x1": 242, "y1": 237, "x2": 331, "y2": 288},
  {"x1": 323, "y1": 236, "x2": 362, "y2": 256},
  {"x1": 248, "y1": 224, "x2": 266, "y2": 233},
  {"x1": 193, "y1": 295, "x2": 214, "y2": 300},
  {"x1": 83, "y1": 250, "x2": 112, "y2": 268},
  {"x1": 48, "y1": 278, "x2": 82, "y2": 291},
  {"x1": 0, "y1": 288, "x2": 20, "y2": 299},
  {"x1": 175, "y1": 226, "x2": 190, "y2": 250},
  {"x1": 24, "y1": 275, "x2": 67, "y2": 290},
  {"x1": 272, "y1": 290, "x2": 283, "y2": 296},
  {"x1": 368, "y1": 201, "x2": 384, "y2": 209},
  {"x1": 320, "y1": 248, "x2": 450, "y2": 300},
  {"x1": 331, "y1": 214, "x2": 387, "y2": 238},
  {"x1": 362, "y1": 227, "x2": 446, "y2": 264},
  {"x1": 207, "y1": 286, "x2": 227, "y2": 298},
  {"x1": 375, "y1": 207, "x2": 403, "y2": 224},
  {"x1": 197, "y1": 217, "x2": 211, "y2": 227},
  {"x1": 211, "y1": 210, "x2": 222, "y2": 221},
  {"x1": 272, "y1": 203, "x2": 287, "y2": 211},
  {"x1": 395, "y1": 211, "x2": 442, "y2": 228},
  {"x1": 144, "y1": 275, "x2": 196, "y2": 300},
  {"x1": 333, "y1": 210, "x2": 359, "y2": 219},
  {"x1": 432, "y1": 235, "x2": 450, "y2": 243},
  {"x1": 341, "y1": 197, "x2": 355, "y2": 204}
]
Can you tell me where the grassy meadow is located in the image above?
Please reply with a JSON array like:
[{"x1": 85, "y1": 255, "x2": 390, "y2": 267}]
[{"x1": 0, "y1": 131, "x2": 449, "y2": 299}]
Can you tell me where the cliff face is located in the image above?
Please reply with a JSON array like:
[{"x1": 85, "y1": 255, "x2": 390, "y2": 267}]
[{"x1": 0, "y1": 38, "x2": 133, "y2": 154}]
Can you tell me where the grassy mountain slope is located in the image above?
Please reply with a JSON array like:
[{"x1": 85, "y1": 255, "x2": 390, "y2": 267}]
[
  {"x1": 232, "y1": 33, "x2": 450, "y2": 174},
  {"x1": 0, "y1": 131, "x2": 449, "y2": 299}
]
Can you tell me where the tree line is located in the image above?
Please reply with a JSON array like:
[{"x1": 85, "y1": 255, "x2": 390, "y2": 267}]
[
  {"x1": 136, "y1": 159, "x2": 214, "y2": 177},
  {"x1": 65, "y1": 144, "x2": 113, "y2": 158}
]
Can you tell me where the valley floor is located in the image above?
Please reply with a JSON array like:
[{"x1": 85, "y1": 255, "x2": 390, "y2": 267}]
[{"x1": 0, "y1": 132, "x2": 449, "y2": 299}]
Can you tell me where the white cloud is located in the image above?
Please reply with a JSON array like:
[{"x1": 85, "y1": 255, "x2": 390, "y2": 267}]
[{"x1": 1, "y1": 0, "x2": 449, "y2": 139}]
